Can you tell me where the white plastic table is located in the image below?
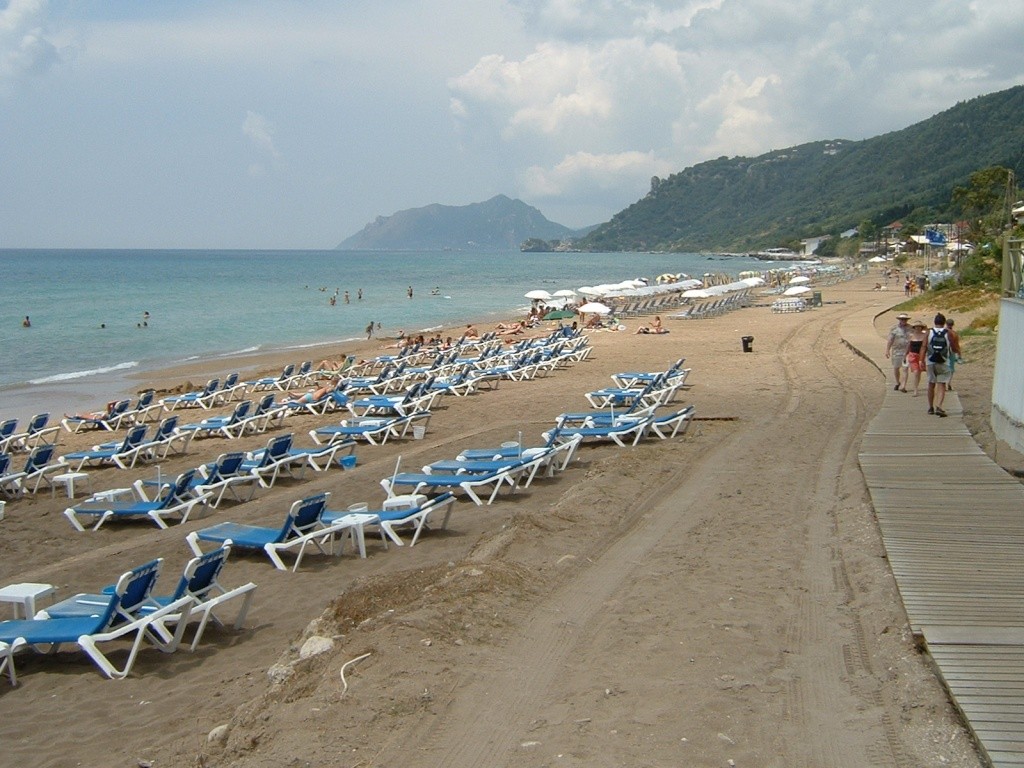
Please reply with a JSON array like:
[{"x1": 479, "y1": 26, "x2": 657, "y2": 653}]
[
  {"x1": 329, "y1": 511, "x2": 379, "y2": 559},
  {"x1": 50, "y1": 471, "x2": 91, "y2": 499},
  {"x1": 0, "y1": 583, "x2": 57, "y2": 618}
]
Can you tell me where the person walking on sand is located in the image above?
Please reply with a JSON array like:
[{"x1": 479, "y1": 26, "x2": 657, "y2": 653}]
[
  {"x1": 884, "y1": 313, "x2": 911, "y2": 392},
  {"x1": 365, "y1": 321, "x2": 374, "y2": 340},
  {"x1": 922, "y1": 312, "x2": 954, "y2": 416}
]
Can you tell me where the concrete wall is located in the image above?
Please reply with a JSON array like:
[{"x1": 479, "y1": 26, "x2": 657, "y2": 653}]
[{"x1": 991, "y1": 297, "x2": 1024, "y2": 454}]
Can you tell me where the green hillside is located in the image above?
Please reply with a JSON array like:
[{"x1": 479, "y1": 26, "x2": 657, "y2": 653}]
[{"x1": 580, "y1": 85, "x2": 1024, "y2": 252}]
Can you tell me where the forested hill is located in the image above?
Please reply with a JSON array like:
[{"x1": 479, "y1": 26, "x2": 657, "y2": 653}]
[
  {"x1": 336, "y1": 195, "x2": 579, "y2": 251},
  {"x1": 580, "y1": 85, "x2": 1024, "y2": 252}
]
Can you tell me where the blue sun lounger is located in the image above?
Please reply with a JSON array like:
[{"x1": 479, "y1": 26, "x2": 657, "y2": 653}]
[
  {"x1": 62, "y1": 424, "x2": 149, "y2": 471},
  {"x1": 0, "y1": 559, "x2": 193, "y2": 679},
  {"x1": 186, "y1": 492, "x2": 355, "y2": 571},
  {"x1": 542, "y1": 415, "x2": 652, "y2": 448},
  {"x1": 60, "y1": 398, "x2": 132, "y2": 433},
  {"x1": 380, "y1": 453, "x2": 542, "y2": 506},
  {"x1": 64, "y1": 469, "x2": 212, "y2": 530},
  {"x1": 322, "y1": 492, "x2": 457, "y2": 548},
  {"x1": 176, "y1": 400, "x2": 253, "y2": 439},
  {"x1": 160, "y1": 378, "x2": 221, "y2": 411},
  {"x1": 41, "y1": 546, "x2": 257, "y2": 652}
]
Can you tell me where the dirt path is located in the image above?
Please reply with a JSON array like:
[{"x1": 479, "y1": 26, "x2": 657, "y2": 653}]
[{"x1": 337, "y1": 297, "x2": 981, "y2": 767}]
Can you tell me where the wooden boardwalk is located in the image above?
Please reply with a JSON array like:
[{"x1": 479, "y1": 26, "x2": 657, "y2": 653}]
[{"x1": 858, "y1": 382, "x2": 1024, "y2": 766}]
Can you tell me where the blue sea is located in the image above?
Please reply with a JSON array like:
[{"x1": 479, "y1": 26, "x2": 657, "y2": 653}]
[{"x1": 0, "y1": 248, "x2": 769, "y2": 422}]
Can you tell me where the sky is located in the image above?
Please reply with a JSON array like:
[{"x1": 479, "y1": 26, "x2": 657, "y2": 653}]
[{"x1": 2, "y1": 0, "x2": 1023, "y2": 249}]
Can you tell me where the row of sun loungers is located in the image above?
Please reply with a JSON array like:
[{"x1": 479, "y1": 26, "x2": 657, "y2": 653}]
[
  {"x1": 0, "y1": 354, "x2": 695, "y2": 683},
  {"x1": 1, "y1": 331, "x2": 592, "y2": 507},
  {"x1": 671, "y1": 291, "x2": 751, "y2": 320},
  {"x1": 0, "y1": 413, "x2": 60, "y2": 453}
]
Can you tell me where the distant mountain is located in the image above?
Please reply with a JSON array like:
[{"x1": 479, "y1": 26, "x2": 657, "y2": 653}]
[
  {"x1": 336, "y1": 195, "x2": 583, "y2": 251},
  {"x1": 579, "y1": 84, "x2": 1024, "y2": 252}
]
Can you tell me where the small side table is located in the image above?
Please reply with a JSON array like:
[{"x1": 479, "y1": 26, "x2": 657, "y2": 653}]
[
  {"x1": 330, "y1": 512, "x2": 378, "y2": 559},
  {"x1": 0, "y1": 583, "x2": 57, "y2": 618},
  {"x1": 50, "y1": 472, "x2": 91, "y2": 499}
]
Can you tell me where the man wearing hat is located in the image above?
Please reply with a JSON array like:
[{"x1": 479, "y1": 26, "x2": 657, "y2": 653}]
[{"x1": 884, "y1": 312, "x2": 911, "y2": 391}]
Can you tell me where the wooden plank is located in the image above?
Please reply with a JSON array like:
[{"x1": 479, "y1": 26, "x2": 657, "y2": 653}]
[{"x1": 859, "y1": 388, "x2": 1024, "y2": 767}]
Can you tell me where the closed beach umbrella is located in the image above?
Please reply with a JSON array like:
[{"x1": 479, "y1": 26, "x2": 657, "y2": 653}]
[
  {"x1": 788, "y1": 275, "x2": 811, "y2": 285},
  {"x1": 783, "y1": 285, "x2": 811, "y2": 296},
  {"x1": 525, "y1": 289, "x2": 553, "y2": 300}
]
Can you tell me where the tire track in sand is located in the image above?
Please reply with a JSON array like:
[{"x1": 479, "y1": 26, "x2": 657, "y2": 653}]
[{"x1": 370, "y1": 302, "x2": 903, "y2": 768}]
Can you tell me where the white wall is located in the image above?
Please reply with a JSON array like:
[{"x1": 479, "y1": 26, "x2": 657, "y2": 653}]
[{"x1": 991, "y1": 297, "x2": 1024, "y2": 454}]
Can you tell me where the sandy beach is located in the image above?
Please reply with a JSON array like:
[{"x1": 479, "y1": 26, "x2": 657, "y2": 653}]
[{"x1": 0, "y1": 271, "x2": 1007, "y2": 767}]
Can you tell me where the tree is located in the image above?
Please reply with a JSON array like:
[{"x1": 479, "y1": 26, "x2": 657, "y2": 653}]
[
  {"x1": 951, "y1": 166, "x2": 1013, "y2": 242},
  {"x1": 858, "y1": 219, "x2": 878, "y2": 241}
]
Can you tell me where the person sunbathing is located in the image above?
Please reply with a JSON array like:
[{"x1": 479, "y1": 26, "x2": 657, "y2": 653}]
[
  {"x1": 279, "y1": 382, "x2": 334, "y2": 406},
  {"x1": 316, "y1": 357, "x2": 347, "y2": 372},
  {"x1": 65, "y1": 401, "x2": 119, "y2": 420}
]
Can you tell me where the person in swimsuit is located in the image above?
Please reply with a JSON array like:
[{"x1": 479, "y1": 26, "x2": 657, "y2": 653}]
[
  {"x1": 280, "y1": 381, "x2": 333, "y2": 406},
  {"x1": 905, "y1": 321, "x2": 928, "y2": 396}
]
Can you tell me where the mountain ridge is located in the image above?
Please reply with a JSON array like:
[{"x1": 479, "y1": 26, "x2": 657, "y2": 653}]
[
  {"x1": 579, "y1": 84, "x2": 1024, "y2": 252},
  {"x1": 336, "y1": 195, "x2": 587, "y2": 251}
]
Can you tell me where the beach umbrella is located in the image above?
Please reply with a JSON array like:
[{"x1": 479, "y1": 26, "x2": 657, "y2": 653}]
[
  {"x1": 543, "y1": 309, "x2": 576, "y2": 320},
  {"x1": 740, "y1": 276, "x2": 766, "y2": 287},
  {"x1": 788, "y1": 275, "x2": 811, "y2": 285},
  {"x1": 577, "y1": 301, "x2": 611, "y2": 314},
  {"x1": 681, "y1": 288, "x2": 711, "y2": 298},
  {"x1": 783, "y1": 285, "x2": 811, "y2": 296},
  {"x1": 867, "y1": 256, "x2": 887, "y2": 263},
  {"x1": 577, "y1": 286, "x2": 602, "y2": 296},
  {"x1": 656, "y1": 273, "x2": 678, "y2": 284},
  {"x1": 524, "y1": 289, "x2": 553, "y2": 300},
  {"x1": 553, "y1": 289, "x2": 577, "y2": 297}
]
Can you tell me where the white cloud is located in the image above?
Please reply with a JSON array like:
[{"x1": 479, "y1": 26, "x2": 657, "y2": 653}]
[
  {"x1": 242, "y1": 110, "x2": 279, "y2": 159},
  {"x1": 521, "y1": 150, "x2": 674, "y2": 198},
  {"x1": 450, "y1": 37, "x2": 686, "y2": 143},
  {"x1": 694, "y1": 72, "x2": 784, "y2": 159},
  {"x1": 0, "y1": 0, "x2": 59, "y2": 83}
]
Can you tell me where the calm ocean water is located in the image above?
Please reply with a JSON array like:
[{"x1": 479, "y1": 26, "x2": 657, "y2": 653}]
[{"x1": 0, "y1": 248, "x2": 769, "y2": 421}]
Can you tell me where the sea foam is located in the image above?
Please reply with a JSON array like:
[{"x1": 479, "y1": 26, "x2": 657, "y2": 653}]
[{"x1": 29, "y1": 361, "x2": 139, "y2": 385}]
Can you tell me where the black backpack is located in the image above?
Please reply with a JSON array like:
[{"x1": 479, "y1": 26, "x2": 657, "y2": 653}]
[{"x1": 927, "y1": 328, "x2": 949, "y2": 363}]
